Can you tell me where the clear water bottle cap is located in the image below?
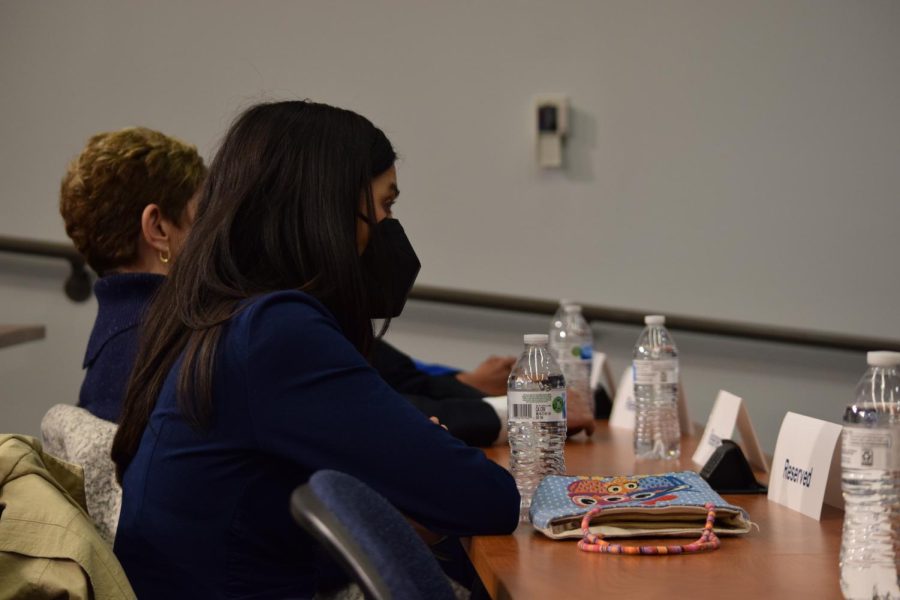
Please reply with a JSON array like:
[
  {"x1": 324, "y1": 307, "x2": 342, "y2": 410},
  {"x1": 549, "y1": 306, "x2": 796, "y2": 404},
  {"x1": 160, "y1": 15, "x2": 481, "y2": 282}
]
[
  {"x1": 524, "y1": 334, "x2": 549, "y2": 345},
  {"x1": 644, "y1": 315, "x2": 666, "y2": 326},
  {"x1": 867, "y1": 351, "x2": 900, "y2": 367},
  {"x1": 559, "y1": 299, "x2": 573, "y2": 308},
  {"x1": 564, "y1": 304, "x2": 582, "y2": 313}
]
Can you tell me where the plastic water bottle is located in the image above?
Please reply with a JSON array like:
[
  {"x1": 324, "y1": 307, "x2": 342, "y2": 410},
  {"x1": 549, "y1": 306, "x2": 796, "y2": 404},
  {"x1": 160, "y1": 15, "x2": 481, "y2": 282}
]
[
  {"x1": 508, "y1": 334, "x2": 567, "y2": 520},
  {"x1": 840, "y1": 351, "x2": 900, "y2": 600},
  {"x1": 632, "y1": 315, "x2": 681, "y2": 460},
  {"x1": 550, "y1": 299, "x2": 572, "y2": 338},
  {"x1": 549, "y1": 304, "x2": 594, "y2": 428}
]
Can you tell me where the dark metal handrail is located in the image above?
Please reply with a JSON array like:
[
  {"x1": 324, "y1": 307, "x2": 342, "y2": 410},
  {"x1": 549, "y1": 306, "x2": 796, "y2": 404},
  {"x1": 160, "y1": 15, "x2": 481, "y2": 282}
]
[
  {"x1": 409, "y1": 285, "x2": 899, "y2": 353},
  {"x1": 0, "y1": 236, "x2": 92, "y2": 301},
  {"x1": 2, "y1": 235, "x2": 894, "y2": 351}
]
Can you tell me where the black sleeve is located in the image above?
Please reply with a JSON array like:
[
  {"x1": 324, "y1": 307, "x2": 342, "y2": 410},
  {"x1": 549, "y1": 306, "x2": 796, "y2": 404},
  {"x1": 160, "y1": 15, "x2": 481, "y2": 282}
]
[
  {"x1": 418, "y1": 374, "x2": 484, "y2": 400},
  {"x1": 595, "y1": 385, "x2": 613, "y2": 419},
  {"x1": 372, "y1": 340, "x2": 483, "y2": 399},
  {"x1": 370, "y1": 339, "x2": 433, "y2": 394},
  {"x1": 401, "y1": 394, "x2": 501, "y2": 448}
]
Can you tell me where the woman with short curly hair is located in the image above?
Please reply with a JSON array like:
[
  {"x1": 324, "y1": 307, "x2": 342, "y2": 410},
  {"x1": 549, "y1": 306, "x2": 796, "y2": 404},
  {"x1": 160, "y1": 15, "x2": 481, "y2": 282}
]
[{"x1": 60, "y1": 127, "x2": 206, "y2": 421}]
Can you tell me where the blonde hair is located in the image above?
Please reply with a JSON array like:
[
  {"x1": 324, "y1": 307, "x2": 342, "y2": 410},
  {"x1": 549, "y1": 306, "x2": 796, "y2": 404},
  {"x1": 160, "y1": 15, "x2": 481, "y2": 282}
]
[{"x1": 60, "y1": 127, "x2": 207, "y2": 274}]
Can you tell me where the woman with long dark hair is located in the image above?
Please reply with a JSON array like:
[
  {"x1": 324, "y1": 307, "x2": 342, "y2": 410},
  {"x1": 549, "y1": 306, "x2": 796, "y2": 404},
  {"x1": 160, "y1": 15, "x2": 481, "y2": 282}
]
[{"x1": 111, "y1": 101, "x2": 519, "y2": 597}]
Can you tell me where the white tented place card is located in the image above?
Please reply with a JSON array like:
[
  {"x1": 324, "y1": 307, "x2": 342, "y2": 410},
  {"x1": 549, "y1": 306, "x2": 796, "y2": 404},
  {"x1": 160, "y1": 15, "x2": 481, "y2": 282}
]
[
  {"x1": 767, "y1": 412, "x2": 842, "y2": 520},
  {"x1": 609, "y1": 366, "x2": 692, "y2": 435},
  {"x1": 589, "y1": 352, "x2": 615, "y2": 396},
  {"x1": 609, "y1": 367, "x2": 635, "y2": 429},
  {"x1": 692, "y1": 390, "x2": 768, "y2": 473}
]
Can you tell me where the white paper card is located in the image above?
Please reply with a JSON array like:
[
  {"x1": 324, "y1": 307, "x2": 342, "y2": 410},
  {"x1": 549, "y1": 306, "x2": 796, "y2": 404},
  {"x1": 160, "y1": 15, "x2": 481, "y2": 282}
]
[
  {"x1": 609, "y1": 367, "x2": 635, "y2": 429},
  {"x1": 589, "y1": 352, "x2": 608, "y2": 392},
  {"x1": 691, "y1": 390, "x2": 768, "y2": 473},
  {"x1": 692, "y1": 390, "x2": 741, "y2": 467},
  {"x1": 609, "y1": 366, "x2": 692, "y2": 435},
  {"x1": 588, "y1": 353, "x2": 618, "y2": 398},
  {"x1": 767, "y1": 412, "x2": 842, "y2": 520}
]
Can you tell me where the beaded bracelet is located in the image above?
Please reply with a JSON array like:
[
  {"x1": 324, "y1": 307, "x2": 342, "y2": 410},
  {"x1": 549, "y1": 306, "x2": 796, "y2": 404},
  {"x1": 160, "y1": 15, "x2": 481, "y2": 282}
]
[{"x1": 577, "y1": 502, "x2": 721, "y2": 555}]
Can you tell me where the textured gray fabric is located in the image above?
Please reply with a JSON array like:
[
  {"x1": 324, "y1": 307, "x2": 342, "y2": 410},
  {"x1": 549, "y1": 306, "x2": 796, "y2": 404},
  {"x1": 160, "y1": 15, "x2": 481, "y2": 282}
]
[{"x1": 41, "y1": 404, "x2": 121, "y2": 545}]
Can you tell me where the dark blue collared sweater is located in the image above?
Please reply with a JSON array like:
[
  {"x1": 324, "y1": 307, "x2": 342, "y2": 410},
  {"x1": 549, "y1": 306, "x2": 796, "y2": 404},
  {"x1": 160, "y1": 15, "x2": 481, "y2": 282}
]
[
  {"x1": 79, "y1": 273, "x2": 164, "y2": 423},
  {"x1": 113, "y1": 290, "x2": 520, "y2": 599}
]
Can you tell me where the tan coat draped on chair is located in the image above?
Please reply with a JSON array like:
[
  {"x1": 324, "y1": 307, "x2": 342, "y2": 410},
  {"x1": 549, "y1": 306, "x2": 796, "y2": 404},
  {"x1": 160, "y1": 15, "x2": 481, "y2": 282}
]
[{"x1": 0, "y1": 434, "x2": 135, "y2": 600}]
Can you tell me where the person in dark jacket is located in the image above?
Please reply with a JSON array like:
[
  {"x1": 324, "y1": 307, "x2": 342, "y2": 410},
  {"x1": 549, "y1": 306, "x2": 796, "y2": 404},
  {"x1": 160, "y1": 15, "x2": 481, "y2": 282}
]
[
  {"x1": 59, "y1": 127, "x2": 207, "y2": 422},
  {"x1": 110, "y1": 101, "x2": 520, "y2": 598}
]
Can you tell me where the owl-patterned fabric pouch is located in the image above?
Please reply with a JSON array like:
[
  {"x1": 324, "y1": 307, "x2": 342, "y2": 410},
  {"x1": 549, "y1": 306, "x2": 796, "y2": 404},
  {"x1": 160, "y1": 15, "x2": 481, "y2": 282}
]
[{"x1": 529, "y1": 471, "x2": 751, "y2": 540}]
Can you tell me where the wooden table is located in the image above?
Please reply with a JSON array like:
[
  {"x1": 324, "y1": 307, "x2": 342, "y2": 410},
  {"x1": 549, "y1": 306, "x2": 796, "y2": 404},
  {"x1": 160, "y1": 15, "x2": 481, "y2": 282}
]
[
  {"x1": 469, "y1": 422, "x2": 843, "y2": 599},
  {"x1": 0, "y1": 325, "x2": 45, "y2": 349}
]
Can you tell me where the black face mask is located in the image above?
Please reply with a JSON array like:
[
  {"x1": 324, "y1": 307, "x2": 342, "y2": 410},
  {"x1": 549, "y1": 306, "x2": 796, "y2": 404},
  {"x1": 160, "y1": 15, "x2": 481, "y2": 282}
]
[{"x1": 360, "y1": 218, "x2": 421, "y2": 318}]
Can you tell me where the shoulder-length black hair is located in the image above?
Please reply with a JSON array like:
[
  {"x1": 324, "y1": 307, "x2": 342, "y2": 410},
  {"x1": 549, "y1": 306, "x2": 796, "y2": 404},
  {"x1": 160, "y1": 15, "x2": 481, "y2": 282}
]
[{"x1": 112, "y1": 100, "x2": 397, "y2": 481}]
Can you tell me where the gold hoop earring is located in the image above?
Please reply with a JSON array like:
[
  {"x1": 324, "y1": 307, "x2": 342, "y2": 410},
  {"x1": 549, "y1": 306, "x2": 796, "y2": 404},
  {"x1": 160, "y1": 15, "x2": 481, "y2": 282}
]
[{"x1": 159, "y1": 249, "x2": 171, "y2": 264}]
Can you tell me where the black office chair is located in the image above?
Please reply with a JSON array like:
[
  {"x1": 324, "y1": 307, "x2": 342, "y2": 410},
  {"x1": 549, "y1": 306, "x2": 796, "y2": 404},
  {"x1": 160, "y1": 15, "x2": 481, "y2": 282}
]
[{"x1": 290, "y1": 470, "x2": 456, "y2": 600}]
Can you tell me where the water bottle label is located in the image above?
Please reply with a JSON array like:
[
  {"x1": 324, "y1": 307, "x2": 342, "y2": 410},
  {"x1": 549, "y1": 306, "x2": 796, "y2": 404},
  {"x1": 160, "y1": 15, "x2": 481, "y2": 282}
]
[
  {"x1": 508, "y1": 389, "x2": 566, "y2": 422},
  {"x1": 633, "y1": 360, "x2": 679, "y2": 385},
  {"x1": 552, "y1": 344, "x2": 592, "y2": 363},
  {"x1": 841, "y1": 427, "x2": 899, "y2": 470}
]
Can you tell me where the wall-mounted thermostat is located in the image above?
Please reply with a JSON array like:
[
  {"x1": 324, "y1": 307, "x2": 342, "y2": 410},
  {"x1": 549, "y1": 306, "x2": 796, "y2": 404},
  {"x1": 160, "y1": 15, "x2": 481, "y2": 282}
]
[{"x1": 535, "y1": 95, "x2": 569, "y2": 168}]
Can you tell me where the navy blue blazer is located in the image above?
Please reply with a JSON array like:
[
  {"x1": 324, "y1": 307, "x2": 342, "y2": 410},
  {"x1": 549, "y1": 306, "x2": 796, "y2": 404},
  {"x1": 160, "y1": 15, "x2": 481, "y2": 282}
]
[
  {"x1": 79, "y1": 273, "x2": 164, "y2": 422},
  {"x1": 114, "y1": 291, "x2": 519, "y2": 599}
]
